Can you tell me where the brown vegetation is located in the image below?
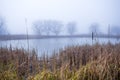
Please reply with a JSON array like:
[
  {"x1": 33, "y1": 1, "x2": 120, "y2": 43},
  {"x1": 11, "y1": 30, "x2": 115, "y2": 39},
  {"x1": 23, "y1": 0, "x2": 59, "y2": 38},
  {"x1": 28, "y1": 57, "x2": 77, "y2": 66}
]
[{"x1": 0, "y1": 43, "x2": 120, "y2": 80}]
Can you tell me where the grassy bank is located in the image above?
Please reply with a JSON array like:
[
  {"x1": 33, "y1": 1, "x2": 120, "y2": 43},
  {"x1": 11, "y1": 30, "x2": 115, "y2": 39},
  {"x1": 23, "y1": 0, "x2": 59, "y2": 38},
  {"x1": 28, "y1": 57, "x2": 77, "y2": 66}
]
[{"x1": 0, "y1": 43, "x2": 120, "y2": 80}]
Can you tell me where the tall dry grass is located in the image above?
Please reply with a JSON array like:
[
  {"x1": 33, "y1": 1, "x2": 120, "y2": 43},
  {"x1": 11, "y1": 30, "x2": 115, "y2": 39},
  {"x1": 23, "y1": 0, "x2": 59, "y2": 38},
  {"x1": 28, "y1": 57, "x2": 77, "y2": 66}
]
[{"x1": 0, "y1": 43, "x2": 120, "y2": 80}]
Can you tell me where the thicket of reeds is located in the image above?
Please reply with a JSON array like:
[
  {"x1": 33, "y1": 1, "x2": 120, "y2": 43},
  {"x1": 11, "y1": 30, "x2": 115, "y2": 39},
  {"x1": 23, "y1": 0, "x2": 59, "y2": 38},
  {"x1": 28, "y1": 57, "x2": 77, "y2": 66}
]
[{"x1": 0, "y1": 43, "x2": 120, "y2": 80}]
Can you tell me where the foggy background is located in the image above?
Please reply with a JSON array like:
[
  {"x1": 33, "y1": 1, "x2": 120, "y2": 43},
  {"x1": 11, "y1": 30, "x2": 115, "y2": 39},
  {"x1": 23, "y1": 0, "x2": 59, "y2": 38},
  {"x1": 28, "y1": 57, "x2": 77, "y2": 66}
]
[{"x1": 0, "y1": 0, "x2": 120, "y2": 34}]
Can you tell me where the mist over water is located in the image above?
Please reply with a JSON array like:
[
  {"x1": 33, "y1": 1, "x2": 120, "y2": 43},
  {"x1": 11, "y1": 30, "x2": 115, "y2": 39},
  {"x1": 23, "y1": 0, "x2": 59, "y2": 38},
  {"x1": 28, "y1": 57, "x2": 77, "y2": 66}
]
[{"x1": 0, "y1": 0, "x2": 120, "y2": 56}]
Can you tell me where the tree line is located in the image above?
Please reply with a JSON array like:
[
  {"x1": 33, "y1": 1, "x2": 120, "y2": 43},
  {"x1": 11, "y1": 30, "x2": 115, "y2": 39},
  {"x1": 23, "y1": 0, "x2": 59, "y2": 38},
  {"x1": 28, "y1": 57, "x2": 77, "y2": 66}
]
[
  {"x1": 33, "y1": 20, "x2": 77, "y2": 35},
  {"x1": 0, "y1": 16, "x2": 120, "y2": 36}
]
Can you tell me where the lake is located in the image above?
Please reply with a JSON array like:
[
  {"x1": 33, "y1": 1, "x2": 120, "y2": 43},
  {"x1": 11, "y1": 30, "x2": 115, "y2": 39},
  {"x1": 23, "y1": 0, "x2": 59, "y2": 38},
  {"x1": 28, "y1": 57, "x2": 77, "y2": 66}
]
[{"x1": 0, "y1": 38, "x2": 119, "y2": 57}]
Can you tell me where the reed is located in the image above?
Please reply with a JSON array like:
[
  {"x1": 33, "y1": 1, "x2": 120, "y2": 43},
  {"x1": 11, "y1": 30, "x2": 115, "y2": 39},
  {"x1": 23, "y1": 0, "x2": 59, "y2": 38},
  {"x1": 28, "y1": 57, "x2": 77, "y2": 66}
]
[{"x1": 0, "y1": 43, "x2": 120, "y2": 80}]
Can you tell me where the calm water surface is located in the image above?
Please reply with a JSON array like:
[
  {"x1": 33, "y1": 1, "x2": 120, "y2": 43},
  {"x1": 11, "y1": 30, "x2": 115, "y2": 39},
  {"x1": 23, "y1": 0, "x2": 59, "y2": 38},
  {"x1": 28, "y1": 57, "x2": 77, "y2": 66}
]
[{"x1": 0, "y1": 38, "x2": 119, "y2": 56}]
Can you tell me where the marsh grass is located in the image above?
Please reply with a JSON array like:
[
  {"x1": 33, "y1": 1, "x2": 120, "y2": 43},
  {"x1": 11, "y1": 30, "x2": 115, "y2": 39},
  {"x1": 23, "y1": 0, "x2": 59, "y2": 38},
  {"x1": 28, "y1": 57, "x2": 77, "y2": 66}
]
[{"x1": 0, "y1": 43, "x2": 120, "y2": 80}]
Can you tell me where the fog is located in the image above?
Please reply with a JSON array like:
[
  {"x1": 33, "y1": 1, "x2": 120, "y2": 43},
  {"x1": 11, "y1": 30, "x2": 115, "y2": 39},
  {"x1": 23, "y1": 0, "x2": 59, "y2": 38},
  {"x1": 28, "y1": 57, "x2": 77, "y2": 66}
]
[{"x1": 0, "y1": 0, "x2": 120, "y2": 34}]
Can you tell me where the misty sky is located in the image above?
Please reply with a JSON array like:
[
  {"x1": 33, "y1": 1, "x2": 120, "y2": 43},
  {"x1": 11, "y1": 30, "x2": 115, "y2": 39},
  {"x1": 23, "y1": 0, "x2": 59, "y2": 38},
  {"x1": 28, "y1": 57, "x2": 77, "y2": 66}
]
[{"x1": 0, "y1": 0, "x2": 120, "y2": 34}]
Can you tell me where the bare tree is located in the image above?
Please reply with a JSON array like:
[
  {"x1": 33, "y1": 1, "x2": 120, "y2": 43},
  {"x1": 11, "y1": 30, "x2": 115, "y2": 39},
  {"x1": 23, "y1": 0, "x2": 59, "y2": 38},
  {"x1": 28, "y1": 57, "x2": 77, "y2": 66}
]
[
  {"x1": 89, "y1": 23, "x2": 101, "y2": 35},
  {"x1": 0, "y1": 17, "x2": 7, "y2": 35},
  {"x1": 33, "y1": 20, "x2": 63, "y2": 35},
  {"x1": 89, "y1": 23, "x2": 102, "y2": 42},
  {"x1": 111, "y1": 25, "x2": 120, "y2": 35},
  {"x1": 33, "y1": 20, "x2": 45, "y2": 35},
  {"x1": 110, "y1": 25, "x2": 120, "y2": 41},
  {"x1": 33, "y1": 20, "x2": 55, "y2": 35},
  {"x1": 50, "y1": 20, "x2": 63, "y2": 35},
  {"x1": 67, "y1": 22, "x2": 77, "y2": 35},
  {"x1": 43, "y1": 20, "x2": 53, "y2": 35}
]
